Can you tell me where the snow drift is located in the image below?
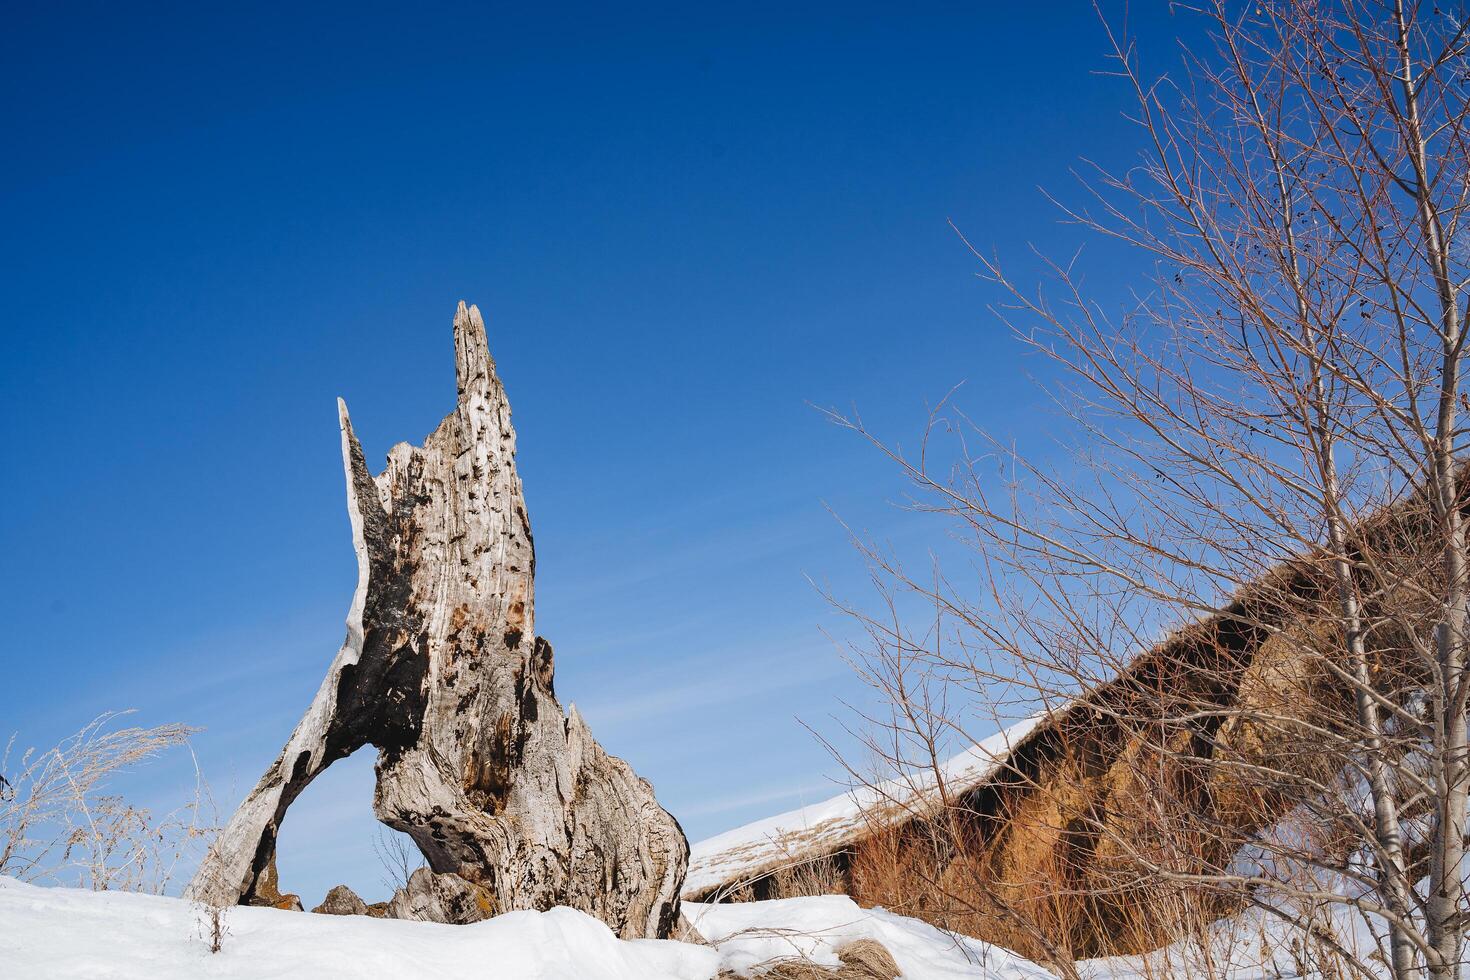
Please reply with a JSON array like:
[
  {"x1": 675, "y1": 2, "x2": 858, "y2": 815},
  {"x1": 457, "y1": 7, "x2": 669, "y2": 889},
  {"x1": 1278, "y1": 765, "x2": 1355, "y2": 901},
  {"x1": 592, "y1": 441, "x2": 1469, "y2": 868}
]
[
  {"x1": 1, "y1": 875, "x2": 1437, "y2": 978},
  {"x1": 0, "y1": 877, "x2": 1056, "y2": 979}
]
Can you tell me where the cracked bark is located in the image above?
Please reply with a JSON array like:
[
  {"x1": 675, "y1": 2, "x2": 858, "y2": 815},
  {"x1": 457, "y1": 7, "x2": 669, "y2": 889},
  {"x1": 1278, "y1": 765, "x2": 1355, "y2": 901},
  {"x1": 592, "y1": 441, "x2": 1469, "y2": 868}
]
[{"x1": 186, "y1": 302, "x2": 687, "y2": 939}]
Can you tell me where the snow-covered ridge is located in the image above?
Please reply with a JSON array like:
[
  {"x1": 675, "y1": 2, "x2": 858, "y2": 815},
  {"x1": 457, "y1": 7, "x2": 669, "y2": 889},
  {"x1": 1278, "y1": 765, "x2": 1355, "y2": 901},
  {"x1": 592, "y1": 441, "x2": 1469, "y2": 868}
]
[{"x1": 684, "y1": 715, "x2": 1044, "y2": 898}]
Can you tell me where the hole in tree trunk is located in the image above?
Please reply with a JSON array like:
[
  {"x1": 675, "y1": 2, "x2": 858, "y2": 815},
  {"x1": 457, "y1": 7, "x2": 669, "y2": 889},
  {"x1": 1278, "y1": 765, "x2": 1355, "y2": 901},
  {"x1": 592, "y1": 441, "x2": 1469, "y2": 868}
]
[{"x1": 272, "y1": 749, "x2": 424, "y2": 908}]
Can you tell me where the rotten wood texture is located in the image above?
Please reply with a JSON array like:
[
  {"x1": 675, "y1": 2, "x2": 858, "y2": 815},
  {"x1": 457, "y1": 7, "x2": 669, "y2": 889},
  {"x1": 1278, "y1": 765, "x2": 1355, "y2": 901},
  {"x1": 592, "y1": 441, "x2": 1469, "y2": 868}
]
[
  {"x1": 186, "y1": 302, "x2": 687, "y2": 939},
  {"x1": 386, "y1": 867, "x2": 493, "y2": 924}
]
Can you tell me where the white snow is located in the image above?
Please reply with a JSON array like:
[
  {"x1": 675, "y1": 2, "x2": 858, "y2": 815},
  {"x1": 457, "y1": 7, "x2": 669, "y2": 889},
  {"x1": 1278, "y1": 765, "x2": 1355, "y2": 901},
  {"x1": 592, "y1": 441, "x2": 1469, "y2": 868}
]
[
  {"x1": 0, "y1": 877, "x2": 1058, "y2": 980},
  {"x1": 685, "y1": 715, "x2": 1045, "y2": 898},
  {"x1": 1077, "y1": 900, "x2": 1398, "y2": 979},
  {"x1": 0, "y1": 877, "x2": 718, "y2": 980},
  {"x1": 685, "y1": 895, "x2": 1056, "y2": 979},
  {"x1": 6, "y1": 873, "x2": 1453, "y2": 979}
]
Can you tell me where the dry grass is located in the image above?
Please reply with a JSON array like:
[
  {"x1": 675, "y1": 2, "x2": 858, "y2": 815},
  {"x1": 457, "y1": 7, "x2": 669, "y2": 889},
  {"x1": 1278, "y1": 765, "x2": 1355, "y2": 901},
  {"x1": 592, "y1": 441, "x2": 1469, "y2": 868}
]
[
  {"x1": 831, "y1": 695, "x2": 1393, "y2": 980},
  {"x1": 714, "y1": 938, "x2": 900, "y2": 980},
  {"x1": 0, "y1": 712, "x2": 214, "y2": 892},
  {"x1": 708, "y1": 851, "x2": 851, "y2": 905},
  {"x1": 817, "y1": 736, "x2": 1231, "y2": 974},
  {"x1": 768, "y1": 855, "x2": 847, "y2": 900}
]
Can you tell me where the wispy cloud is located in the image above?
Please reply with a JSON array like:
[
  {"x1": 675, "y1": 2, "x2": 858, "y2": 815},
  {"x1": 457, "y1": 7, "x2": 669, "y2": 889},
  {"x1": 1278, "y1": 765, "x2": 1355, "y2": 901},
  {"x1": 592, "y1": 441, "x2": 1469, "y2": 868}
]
[
  {"x1": 570, "y1": 643, "x2": 849, "y2": 731},
  {"x1": 672, "y1": 779, "x2": 842, "y2": 819}
]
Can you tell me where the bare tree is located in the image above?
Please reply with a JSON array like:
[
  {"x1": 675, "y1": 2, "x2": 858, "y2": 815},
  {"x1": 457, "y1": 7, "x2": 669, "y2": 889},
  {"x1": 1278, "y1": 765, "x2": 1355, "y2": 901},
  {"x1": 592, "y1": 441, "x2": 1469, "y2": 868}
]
[
  {"x1": 373, "y1": 825, "x2": 425, "y2": 896},
  {"x1": 827, "y1": 3, "x2": 1470, "y2": 978}
]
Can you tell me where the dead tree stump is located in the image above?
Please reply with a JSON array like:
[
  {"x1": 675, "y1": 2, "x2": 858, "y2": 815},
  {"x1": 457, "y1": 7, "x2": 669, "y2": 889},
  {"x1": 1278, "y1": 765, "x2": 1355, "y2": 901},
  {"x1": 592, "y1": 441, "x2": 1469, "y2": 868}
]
[{"x1": 186, "y1": 302, "x2": 687, "y2": 938}]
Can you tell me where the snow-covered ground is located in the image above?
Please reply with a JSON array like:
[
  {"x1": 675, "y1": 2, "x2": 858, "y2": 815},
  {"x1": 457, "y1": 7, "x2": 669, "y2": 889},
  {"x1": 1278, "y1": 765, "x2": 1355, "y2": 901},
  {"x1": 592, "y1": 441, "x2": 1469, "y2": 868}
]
[
  {"x1": 3, "y1": 876, "x2": 1441, "y2": 978},
  {"x1": 0, "y1": 877, "x2": 1055, "y2": 979},
  {"x1": 0, "y1": 877, "x2": 712, "y2": 979},
  {"x1": 686, "y1": 896, "x2": 1056, "y2": 979}
]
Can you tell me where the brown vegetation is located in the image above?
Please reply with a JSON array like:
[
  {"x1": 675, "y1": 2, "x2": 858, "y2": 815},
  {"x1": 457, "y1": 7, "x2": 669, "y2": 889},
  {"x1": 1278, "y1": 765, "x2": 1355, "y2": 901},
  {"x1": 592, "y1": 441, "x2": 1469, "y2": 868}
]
[{"x1": 700, "y1": 492, "x2": 1453, "y2": 966}]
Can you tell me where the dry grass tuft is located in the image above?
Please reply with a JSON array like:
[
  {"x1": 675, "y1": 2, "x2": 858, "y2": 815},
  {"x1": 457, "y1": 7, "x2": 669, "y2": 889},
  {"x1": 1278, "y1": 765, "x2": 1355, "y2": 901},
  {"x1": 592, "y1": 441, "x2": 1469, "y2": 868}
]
[
  {"x1": 714, "y1": 938, "x2": 901, "y2": 980},
  {"x1": 0, "y1": 712, "x2": 213, "y2": 892},
  {"x1": 769, "y1": 855, "x2": 847, "y2": 899},
  {"x1": 831, "y1": 938, "x2": 901, "y2": 978}
]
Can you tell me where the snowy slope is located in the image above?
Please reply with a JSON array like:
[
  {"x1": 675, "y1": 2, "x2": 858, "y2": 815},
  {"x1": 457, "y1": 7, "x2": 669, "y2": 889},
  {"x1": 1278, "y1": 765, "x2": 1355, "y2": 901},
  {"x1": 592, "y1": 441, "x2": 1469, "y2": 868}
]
[
  {"x1": 685, "y1": 715, "x2": 1044, "y2": 898},
  {"x1": 3, "y1": 875, "x2": 1437, "y2": 979},
  {"x1": 0, "y1": 877, "x2": 716, "y2": 980},
  {"x1": 0, "y1": 877, "x2": 1058, "y2": 980},
  {"x1": 686, "y1": 896, "x2": 1055, "y2": 979}
]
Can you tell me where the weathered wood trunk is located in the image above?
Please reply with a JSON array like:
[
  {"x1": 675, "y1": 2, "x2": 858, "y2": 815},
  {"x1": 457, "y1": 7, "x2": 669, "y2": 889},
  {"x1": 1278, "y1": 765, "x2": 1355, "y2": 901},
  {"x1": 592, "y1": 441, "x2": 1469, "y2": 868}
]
[{"x1": 186, "y1": 302, "x2": 687, "y2": 939}]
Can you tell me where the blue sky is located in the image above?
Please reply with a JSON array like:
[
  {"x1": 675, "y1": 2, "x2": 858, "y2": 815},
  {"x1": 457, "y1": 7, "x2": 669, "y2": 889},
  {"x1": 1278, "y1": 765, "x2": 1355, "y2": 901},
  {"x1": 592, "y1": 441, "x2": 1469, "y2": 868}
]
[{"x1": 1, "y1": 2, "x2": 1179, "y2": 903}]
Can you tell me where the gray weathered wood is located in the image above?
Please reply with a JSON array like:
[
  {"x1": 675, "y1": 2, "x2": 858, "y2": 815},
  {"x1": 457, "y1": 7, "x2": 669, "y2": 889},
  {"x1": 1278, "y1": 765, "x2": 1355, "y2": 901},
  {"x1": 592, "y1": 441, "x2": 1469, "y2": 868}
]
[{"x1": 186, "y1": 302, "x2": 687, "y2": 939}]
